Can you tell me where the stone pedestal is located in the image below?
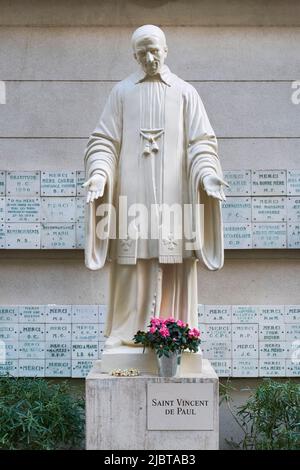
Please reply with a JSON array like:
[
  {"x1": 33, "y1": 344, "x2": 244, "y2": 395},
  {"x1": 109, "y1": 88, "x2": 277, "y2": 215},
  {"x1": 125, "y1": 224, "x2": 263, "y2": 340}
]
[{"x1": 86, "y1": 359, "x2": 219, "y2": 450}]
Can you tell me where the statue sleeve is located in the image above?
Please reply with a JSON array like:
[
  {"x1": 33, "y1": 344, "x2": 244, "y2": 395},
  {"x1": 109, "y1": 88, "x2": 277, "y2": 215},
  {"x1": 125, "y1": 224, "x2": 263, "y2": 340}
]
[
  {"x1": 84, "y1": 83, "x2": 123, "y2": 270},
  {"x1": 184, "y1": 85, "x2": 224, "y2": 270}
]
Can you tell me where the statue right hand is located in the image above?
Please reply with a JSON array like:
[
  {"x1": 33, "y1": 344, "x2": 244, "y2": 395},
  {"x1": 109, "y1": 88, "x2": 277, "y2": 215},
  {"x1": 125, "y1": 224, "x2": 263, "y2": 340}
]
[{"x1": 82, "y1": 174, "x2": 106, "y2": 203}]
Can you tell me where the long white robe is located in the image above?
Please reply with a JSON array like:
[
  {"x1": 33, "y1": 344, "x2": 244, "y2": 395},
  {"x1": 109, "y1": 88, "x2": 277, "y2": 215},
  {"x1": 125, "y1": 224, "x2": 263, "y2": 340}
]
[{"x1": 84, "y1": 65, "x2": 224, "y2": 342}]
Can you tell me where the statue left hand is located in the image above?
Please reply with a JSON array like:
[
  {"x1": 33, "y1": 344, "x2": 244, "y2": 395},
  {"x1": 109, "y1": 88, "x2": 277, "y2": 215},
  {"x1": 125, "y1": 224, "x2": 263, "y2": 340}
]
[{"x1": 202, "y1": 174, "x2": 229, "y2": 202}]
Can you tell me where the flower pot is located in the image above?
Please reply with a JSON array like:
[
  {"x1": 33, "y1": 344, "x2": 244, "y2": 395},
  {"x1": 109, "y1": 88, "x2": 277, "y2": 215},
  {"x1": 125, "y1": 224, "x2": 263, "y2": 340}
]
[{"x1": 156, "y1": 351, "x2": 181, "y2": 377}]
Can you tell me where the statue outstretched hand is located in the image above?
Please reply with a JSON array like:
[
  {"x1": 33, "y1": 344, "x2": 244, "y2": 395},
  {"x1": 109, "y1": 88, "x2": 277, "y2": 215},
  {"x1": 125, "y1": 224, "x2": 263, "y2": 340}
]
[
  {"x1": 82, "y1": 173, "x2": 106, "y2": 203},
  {"x1": 202, "y1": 173, "x2": 229, "y2": 202}
]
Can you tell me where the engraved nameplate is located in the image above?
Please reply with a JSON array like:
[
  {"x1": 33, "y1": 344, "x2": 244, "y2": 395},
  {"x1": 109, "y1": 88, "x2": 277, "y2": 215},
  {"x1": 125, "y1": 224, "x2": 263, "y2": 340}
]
[
  {"x1": 76, "y1": 171, "x2": 86, "y2": 197},
  {"x1": 287, "y1": 223, "x2": 300, "y2": 248},
  {"x1": 19, "y1": 324, "x2": 45, "y2": 342},
  {"x1": 72, "y1": 342, "x2": 98, "y2": 359},
  {"x1": 19, "y1": 341, "x2": 45, "y2": 359},
  {"x1": 224, "y1": 223, "x2": 252, "y2": 249},
  {"x1": 259, "y1": 360, "x2": 286, "y2": 377},
  {"x1": 41, "y1": 223, "x2": 76, "y2": 249},
  {"x1": 0, "y1": 360, "x2": 18, "y2": 376},
  {"x1": 45, "y1": 305, "x2": 72, "y2": 323},
  {"x1": 19, "y1": 359, "x2": 45, "y2": 377},
  {"x1": 72, "y1": 305, "x2": 99, "y2": 323},
  {"x1": 259, "y1": 324, "x2": 285, "y2": 341},
  {"x1": 41, "y1": 171, "x2": 76, "y2": 196},
  {"x1": 6, "y1": 223, "x2": 40, "y2": 249},
  {"x1": 0, "y1": 306, "x2": 18, "y2": 323},
  {"x1": 0, "y1": 324, "x2": 18, "y2": 340},
  {"x1": 6, "y1": 198, "x2": 40, "y2": 223},
  {"x1": 199, "y1": 324, "x2": 231, "y2": 341},
  {"x1": 204, "y1": 305, "x2": 231, "y2": 323},
  {"x1": 258, "y1": 305, "x2": 285, "y2": 323},
  {"x1": 46, "y1": 342, "x2": 71, "y2": 359},
  {"x1": 72, "y1": 324, "x2": 101, "y2": 342},
  {"x1": 222, "y1": 197, "x2": 251, "y2": 223},
  {"x1": 286, "y1": 324, "x2": 300, "y2": 341},
  {"x1": 285, "y1": 305, "x2": 300, "y2": 323},
  {"x1": 6, "y1": 171, "x2": 40, "y2": 196},
  {"x1": 232, "y1": 324, "x2": 258, "y2": 341},
  {"x1": 232, "y1": 305, "x2": 258, "y2": 323},
  {"x1": 45, "y1": 360, "x2": 71, "y2": 377},
  {"x1": 210, "y1": 360, "x2": 231, "y2": 377},
  {"x1": 287, "y1": 197, "x2": 300, "y2": 222},
  {"x1": 223, "y1": 170, "x2": 251, "y2": 196},
  {"x1": 71, "y1": 359, "x2": 94, "y2": 378},
  {"x1": 232, "y1": 359, "x2": 258, "y2": 377},
  {"x1": 19, "y1": 305, "x2": 45, "y2": 323},
  {"x1": 201, "y1": 341, "x2": 231, "y2": 359},
  {"x1": 252, "y1": 170, "x2": 286, "y2": 195},
  {"x1": 232, "y1": 341, "x2": 258, "y2": 359},
  {"x1": 253, "y1": 223, "x2": 286, "y2": 248},
  {"x1": 76, "y1": 197, "x2": 85, "y2": 222},
  {"x1": 285, "y1": 360, "x2": 300, "y2": 377},
  {"x1": 252, "y1": 197, "x2": 286, "y2": 222},
  {"x1": 45, "y1": 324, "x2": 72, "y2": 341},
  {"x1": 0, "y1": 171, "x2": 5, "y2": 196},
  {"x1": 41, "y1": 197, "x2": 76, "y2": 223},
  {"x1": 147, "y1": 383, "x2": 214, "y2": 431},
  {"x1": 287, "y1": 170, "x2": 300, "y2": 195},
  {"x1": 259, "y1": 342, "x2": 288, "y2": 359},
  {"x1": 0, "y1": 341, "x2": 18, "y2": 360}
]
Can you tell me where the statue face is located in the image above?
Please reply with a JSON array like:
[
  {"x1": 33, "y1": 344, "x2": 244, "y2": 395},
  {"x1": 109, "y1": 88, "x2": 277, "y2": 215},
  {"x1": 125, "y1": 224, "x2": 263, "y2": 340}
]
[{"x1": 134, "y1": 36, "x2": 168, "y2": 76}]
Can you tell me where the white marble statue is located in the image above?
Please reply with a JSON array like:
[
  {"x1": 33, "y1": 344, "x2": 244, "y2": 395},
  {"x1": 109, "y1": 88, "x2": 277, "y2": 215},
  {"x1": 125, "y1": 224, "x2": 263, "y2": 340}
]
[{"x1": 83, "y1": 25, "x2": 228, "y2": 347}]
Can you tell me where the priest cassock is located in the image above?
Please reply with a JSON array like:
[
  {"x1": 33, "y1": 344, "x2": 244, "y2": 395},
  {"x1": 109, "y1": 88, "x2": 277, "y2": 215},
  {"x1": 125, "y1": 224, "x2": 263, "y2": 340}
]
[{"x1": 83, "y1": 25, "x2": 228, "y2": 347}]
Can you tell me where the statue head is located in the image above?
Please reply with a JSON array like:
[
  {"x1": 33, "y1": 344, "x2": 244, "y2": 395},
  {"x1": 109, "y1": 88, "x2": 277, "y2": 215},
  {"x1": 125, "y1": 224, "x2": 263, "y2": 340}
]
[{"x1": 131, "y1": 25, "x2": 168, "y2": 76}]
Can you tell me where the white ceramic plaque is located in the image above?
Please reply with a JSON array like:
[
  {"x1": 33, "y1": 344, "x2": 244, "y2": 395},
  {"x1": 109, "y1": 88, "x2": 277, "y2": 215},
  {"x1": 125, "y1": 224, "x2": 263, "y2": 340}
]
[
  {"x1": 0, "y1": 360, "x2": 18, "y2": 376},
  {"x1": 0, "y1": 197, "x2": 5, "y2": 222},
  {"x1": 41, "y1": 197, "x2": 76, "y2": 223},
  {"x1": 99, "y1": 305, "x2": 107, "y2": 324},
  {"x1": 285, "y1": 324, "x2": 300, "y2": 341},
  {"x1": 45, "y1": 360, "x2": 71, "y2": 377},
  {"x1": 201, "y1": 341, "x2": 231, "y2": 359},
  {"x1": 45, "y1": 305, "x2": 72, "y2": 323},
  {"x1": 199, "y1": 324, "x2": 231, "y2": 341},
  {"x1": 259, "y1": 323, "x2": 285, "y2": 341},
  {"x1": 19, "y1": 341, "x2": 45, "y2": 359},
  {"x1": 0, "y1": 324, "x2": 18, "y2": 340},
  {"x1": 46, "y1": 342, "x2": 71, "y2": 359},
  {"x1": 6, "y1": 171, "x2": 40, "y2": 196},
  {"x1": 232, "y1": 341, "x2": 258, "y2": 359},
  {"x1": 41, "y1": 171, "x2": 76, "y2": 196},
  {"x1": 0, "y1": 306, "x2": 18, "y2": 323},
  {"x1": 19, "y1": 359, "x2": 45, "y2": 377},
  {"x1": 285, "y1": 305, "x2": 300, "y2": 323},
  {"x1": 252, "y1": 197, "x2": 286, "y2": 222},
  {"x1": 210, "y1": 360, "x2": 231, "y2": 377},
  {"x1": 19, "y1": 305, "x2": 45, "y2": 323},
  {"x1": 285, "y1": 360, "x2": 300, "y2": 377},
  {"x1": 223, "y1": 170, "x2": 251, "y2": 196},
  {"x1": 76, "y1": 223, "x2": 85, "y2": 249},
  {"x1": 45, "y1": 324, "x2": 71, "y2": 341},
  {"x1": 231, "y1": 305, "x2": 258, "y2": 323},
  {"x1": 258, "y1": 305, "x2": 285, "y2": 323},
  {"x1": 259, "y1": 342, "x2": 288, "y2": 359},
  {"x1": 76, "y1": 171, "x2": 86, "y2": 197},
  {"x1": 6, "y1": 198, "x2": 40, "y2": 223},
  {"x1": 19, "y1": 324, "x2": 45, "y2": 342},
  {"x1": 259, "y1": 360, "x2": 286, "y2": 377},
  {"x1": 76, "y1": 197, "x2": 85, "y2": 222},
  {"x1": 222, "y1": 197, "x2": 251, "y2": 223},
  {"x1": 252, "y1": 170, "x2": 286, "y2": 195},
  {"x1": 287, "y1": 223, "x2": 300, "y2": 248},
  {"x1": 287, "y1": 170, "x2": 300, "y2": 195},
  {"x1": 253, "y1": 223, "x2": 286, "y2": 248},
  {"x1": 224, "y1": 223, "x2": 252, "y2": 249},
  {"x1": 41, "y1": 223, "x2": 76, "y2": 249},
  {"x1": 204, "y1": 305, "x2": 231, "y2": 323},
  {"x1": 72, "y1": 324, "x2": 100, "y2": 342},
  {"x1": 147, "y1": 383, "x2": 214, "y2": 431},
  {"x1": 0, "y1": 171, "x2": 5, "y2": 195},
  {"x1": 232, "y1": 359, "x2": 258, "y2": 377},
  {"x1": 197, "y1": 304, "x2": 205, "y2": 323},
  {"x1": 72, "y1": 305, "x2": 99, "y2": 323},
  {"x1": 287, "y1": 197, "x2": 300, "y2": 222},
  {"x1": 71, "y1": 359, "x2": 94, "y2": 378},
  {"x1": 0, "y1": 224, "x2": 5, "y2": 248},
  {"x1": 6, "y1": 223, "x2": 40, "y2": 249},
  {"x1": 72, "y1": 342, "x2": 98, "y2": 359},
  {"x1": 0, "y1": 341, "x2": 18, "y2": 360},
  {"x1": 232, "y1": 324, "x2": 258, "y2": 341}
]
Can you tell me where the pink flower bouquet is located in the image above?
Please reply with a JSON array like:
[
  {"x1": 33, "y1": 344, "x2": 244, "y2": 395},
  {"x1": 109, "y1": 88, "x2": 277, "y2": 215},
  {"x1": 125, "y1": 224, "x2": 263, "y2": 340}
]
[{"x1": 133, "y1": 317, "x2": 201, "y2": 358}]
